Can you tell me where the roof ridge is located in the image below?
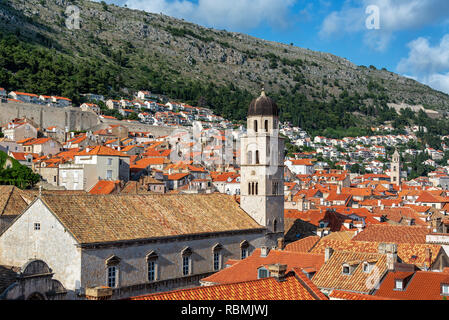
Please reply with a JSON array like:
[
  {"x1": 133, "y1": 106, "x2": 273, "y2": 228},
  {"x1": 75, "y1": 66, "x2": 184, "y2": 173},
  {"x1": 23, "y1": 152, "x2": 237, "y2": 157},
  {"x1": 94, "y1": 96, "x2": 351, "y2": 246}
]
[{"x1": 0, "y1": 187, "x2": 15, "y2": 216}]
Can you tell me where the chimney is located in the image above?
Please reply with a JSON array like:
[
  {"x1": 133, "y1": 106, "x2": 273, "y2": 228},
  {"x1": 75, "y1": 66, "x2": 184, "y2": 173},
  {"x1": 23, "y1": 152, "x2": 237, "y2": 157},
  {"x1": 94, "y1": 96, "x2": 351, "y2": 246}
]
[
  {"x1": 425, "y1": 248, "x2": 432, "y2": 269},
  {"x1": 378, "y1": 243, "x2": 398, "y2": 271},
  {"x1": 260, "y1": 246, "x2": 270, "y2": 257},
  {"x1": 277, "y1": 238, "x2": 285, "y2": 250},
  {"x1": 325, "y1": 247, "x2": 334, "y2": 262},
  {"x1": 85, "y1": 287, "x2": 113, "y2": 301},
  {"x1": 267, "y1": 264, "x2": 287, "y2": 282}
]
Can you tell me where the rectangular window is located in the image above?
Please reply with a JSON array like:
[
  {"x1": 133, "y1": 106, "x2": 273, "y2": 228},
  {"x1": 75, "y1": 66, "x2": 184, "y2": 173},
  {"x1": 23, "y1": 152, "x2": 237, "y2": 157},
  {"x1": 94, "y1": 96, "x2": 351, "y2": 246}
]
[
  {"x1": 108, "y1": 158, "x2": 113, "y2": 165},
  {"x1": 442, "y1": 285, "x2": 449, "y2": 295},
  {"x1": 258, "y1": 268, "x2": 269, "y2": 279},
  {"x1": 213, "y1": 252, "x2": 221, "y2": 271},
  {"x1": 395, "y1": 280, "x2": 403, "y2": 290},
  {"x1": 182, "y1": 256, "x2": 190, "y2": 276},
  {"x1": 342, "y1": 266, "x2": 350, "y2": 275},
  {"x1": 148, "y1": 261, "x2": 156, "y2": 282},
  {"x1": 107, "y1": 170, "x2": 113, "y2": 179},
  {"x1": 108, "y1": 266, "x2": 117, "y2": 288},
  {"x1": 241, "y1": 248, "x2": 248, "y2": 260},
  {"x1": 34, "y1": 223, "x2": 40, "y2": 230}
]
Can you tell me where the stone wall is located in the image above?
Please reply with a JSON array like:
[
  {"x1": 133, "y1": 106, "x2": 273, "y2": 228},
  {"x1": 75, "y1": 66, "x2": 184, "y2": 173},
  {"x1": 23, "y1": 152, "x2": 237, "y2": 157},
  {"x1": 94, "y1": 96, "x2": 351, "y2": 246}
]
[
  {"x1": 0, "y1": 199, "x2": 82, "y2": 299},
  {"x1": 90, "y1": 120, "x2": 187, "y2": 137},
  {"x1": 0, "y1": 101, "x2": 100, "y2": 131},
  {"x1": 80, "y1": 230, "x2": 267, "y2": 299}
]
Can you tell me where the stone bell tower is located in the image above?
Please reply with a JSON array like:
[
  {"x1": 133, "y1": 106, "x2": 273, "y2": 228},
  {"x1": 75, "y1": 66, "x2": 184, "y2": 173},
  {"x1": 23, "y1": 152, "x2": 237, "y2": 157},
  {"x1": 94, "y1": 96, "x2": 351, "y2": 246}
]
[
  {"x1": 391, "y1": 149, "x2": 401, "y2": 186},
  {"x1": 240, "y1": 88, "x2": 285, "y2": 247}
]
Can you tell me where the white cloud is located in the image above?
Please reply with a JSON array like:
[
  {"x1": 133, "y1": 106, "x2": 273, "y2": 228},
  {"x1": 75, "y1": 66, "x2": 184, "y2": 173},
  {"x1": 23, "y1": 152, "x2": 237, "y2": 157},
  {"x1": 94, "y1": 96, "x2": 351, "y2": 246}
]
[
  {"x1": 124, "y1": 0, "x2": 297, "y2": 31},
  {"x1": 397, "y1": 34, "x2": 449, "y2": 94},
  {"x1": 397, "y1": 35, "x2": 449, "y2": 75},
  {"x1": 426, "y1": 73, "x2": 449, "y2": 94},
  {"x1": 319, "y1": 0, "x2": 449, "y2": 51}
]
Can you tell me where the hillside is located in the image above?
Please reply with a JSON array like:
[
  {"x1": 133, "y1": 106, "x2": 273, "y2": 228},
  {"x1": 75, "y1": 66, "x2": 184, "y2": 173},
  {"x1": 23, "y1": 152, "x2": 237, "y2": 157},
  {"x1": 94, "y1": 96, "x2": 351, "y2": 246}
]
[{"x1": 1, "y1": 0, "x2": 449, "y2": 137}]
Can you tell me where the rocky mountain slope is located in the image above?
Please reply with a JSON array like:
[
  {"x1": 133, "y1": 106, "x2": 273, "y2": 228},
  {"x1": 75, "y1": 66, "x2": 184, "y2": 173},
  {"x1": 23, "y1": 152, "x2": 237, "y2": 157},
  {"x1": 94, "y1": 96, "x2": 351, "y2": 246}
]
[{"x1": 0, "y1": 0, "x2": 448, "y2": 133}]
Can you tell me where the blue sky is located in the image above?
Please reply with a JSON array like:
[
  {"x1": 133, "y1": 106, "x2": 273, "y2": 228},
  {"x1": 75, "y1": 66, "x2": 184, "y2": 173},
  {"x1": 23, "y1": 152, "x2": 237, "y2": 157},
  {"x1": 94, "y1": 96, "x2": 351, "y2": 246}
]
[{"x1": 100, "y1": 0, "x2": 449, "y2": 94}]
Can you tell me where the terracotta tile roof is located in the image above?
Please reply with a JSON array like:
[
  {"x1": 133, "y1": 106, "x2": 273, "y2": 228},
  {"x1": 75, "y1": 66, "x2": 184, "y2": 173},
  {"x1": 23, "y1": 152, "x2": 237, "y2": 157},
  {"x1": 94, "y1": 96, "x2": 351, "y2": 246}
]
[
  {"x1": 129, "y1": 269, "x2": 328, "y2": 300},
  {"x1": 352, "y1": 225, "x2": 430, "y2": 244},
  {"x1": 9, "y1": 152, "x2": 38, "y2": 161},
  {"x1": 16, "y1": 138, "x2": 34, "y2": 144},
  {"x1": 22, "y1": 137, "x2": 52, "y2": 146},
  {"x1": 417, "y1": 191, "x2": 448, "y2": 203},
  {"x1": 326, "y1": 192, "x2": 352, "y2": 203},
  {"x1": 308, "y1": 239, "x2": 441, "y2": 267},
  {"x1": 0, "y1": 186, "x2": 33, "y2": 217},
  {"x1": 39, "y1": 194, "x2": 264, "y2": 244},
  {"x1": 284, "y1": 209, "x2": 347, "y2": 232},
  {"x1": 284, "y1": 236, "x2": 321, "y2": 253},
  {"x1": 375, "y1": 271, "x2": 449, "y2": 300},
  {"x1": 67, "y1": 135, "x2": 87, "y2": 145},
  {"x1": 404, "y1": 204, "x2": 431, "y2": 213},
  {"x1": 132, "y1": 157, "x2": 167, "y2": 168},
  {"x1": 312, "y1": 250, "x2": 388, "y2": 293},
  {"x1": 166, "y1": 173, "x2": 190, "y2": 180},
  {"x1": 374, "y1": 207, "x2": 428, "y2": 226},
  {"x1": 76, "y1": 145, "x2": 130, "y2": 157},
  {"x1": 322, "y1": 231, "x2": 356, "y2": 242},
  {"x1": 329, "y1": 290, "x2": 395, "y2": 300},
  {"x1": 290, "y1": 159, "x2": 315, "y2": 166},
  {"x1": 201, "y1": 249, "x2": 325, "y2": 285},
  {"x1": 11, "y1": 91, "x2": 38, "y2": 97},
  {"x1": 89, "y1": 180, "x2": 120, "y2": 195}
]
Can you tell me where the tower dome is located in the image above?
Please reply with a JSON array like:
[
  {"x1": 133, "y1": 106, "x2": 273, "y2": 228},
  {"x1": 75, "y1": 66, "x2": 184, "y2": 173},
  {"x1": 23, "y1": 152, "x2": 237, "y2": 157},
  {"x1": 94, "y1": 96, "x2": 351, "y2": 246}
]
[{"x1": 248, "y1": 89, "x2": 279, "y2": 117}]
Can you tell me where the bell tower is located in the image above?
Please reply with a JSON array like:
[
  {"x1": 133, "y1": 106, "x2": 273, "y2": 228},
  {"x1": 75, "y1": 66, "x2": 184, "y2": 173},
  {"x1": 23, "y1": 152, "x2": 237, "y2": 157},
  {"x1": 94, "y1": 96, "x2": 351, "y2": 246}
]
[
  {"x1": 391, "y1": 149, "x2": 401, "y2": 186},
  {"x1": 240, "y1": 88, "x2": 285, "y2": 246}
]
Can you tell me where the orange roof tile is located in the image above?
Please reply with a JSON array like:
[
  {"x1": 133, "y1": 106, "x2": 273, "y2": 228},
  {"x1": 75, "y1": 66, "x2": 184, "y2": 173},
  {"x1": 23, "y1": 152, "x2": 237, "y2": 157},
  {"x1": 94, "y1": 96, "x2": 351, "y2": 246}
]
[
  {"x1": 330, "y1": 290, "x2": 395, "y2": 300},
  {"x1": 284, "y1": 236, "x2": 321, "y2": 253},
  {"x1": 352, "y1": 225, "x2": 430, "y2": 244},
  {"x1": 89, "y1": 181, "x2": 120, "y2": 195},
  {"x1": 375, "y1": 271, "x2": 449, "y2": 300},
  {"x1": 201, "y1": 249, "x2": 324, "y2": 285},
  {"x1": 129, "y1": 269, "x2": 327, "y2": 300},
  {"x1": 76, "y1": 146, "x2": 130, "y2": 157}
]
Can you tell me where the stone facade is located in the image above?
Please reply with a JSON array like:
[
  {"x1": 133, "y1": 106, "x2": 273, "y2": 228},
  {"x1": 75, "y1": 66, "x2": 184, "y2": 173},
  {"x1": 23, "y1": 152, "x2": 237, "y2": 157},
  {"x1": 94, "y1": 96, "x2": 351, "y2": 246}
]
[
  {"x1": 0, "y1": 198, "x2": 267, "y2": 299},
  {"x1": 240, "y1": 92, "x2": 285, "y2": 247},
  {"x1": 0, "y1": 101, "x2": 99, "y2": 132},
  {"x1": 391, "y1": 150, "x2": 401, "y2": 186}
]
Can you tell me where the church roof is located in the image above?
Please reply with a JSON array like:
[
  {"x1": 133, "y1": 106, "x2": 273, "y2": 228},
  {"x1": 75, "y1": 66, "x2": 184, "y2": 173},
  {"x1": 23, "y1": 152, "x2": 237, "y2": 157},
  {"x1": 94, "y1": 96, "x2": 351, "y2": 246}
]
[
  {"x1": 248, "y1": 90, "x2": 279, "y2": 117},
  {"x1": 38, "y1": 194, "x2": 264, "y2": 244}
]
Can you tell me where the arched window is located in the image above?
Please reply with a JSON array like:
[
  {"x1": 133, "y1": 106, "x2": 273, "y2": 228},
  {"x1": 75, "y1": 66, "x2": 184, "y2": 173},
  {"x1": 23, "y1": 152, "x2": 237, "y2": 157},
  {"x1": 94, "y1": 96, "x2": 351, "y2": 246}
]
[
  {"x1": 212, "y1": 244, "x2": 223, "y2": 271},
  {"x1": 254, "y1": 120, "x2": 258, "y2": 133},
  {"x1": 240, "y1": 240, "x2": 249, "y2": 259},
  {"x1": 181, "y1": 247, "x2": 193, "y2": 276},
  {"x1": 255, "y1": 150, "x2": 260, "y2": 164},
  {"x1": 247, "y1": 151, "x2": 252, "y2": 164},
  {"x1": 265, "y1": 120, "x2": 269, "y2": 132},
  {"x1": 255, "y1": 183, "x2": 259, "y2": 195},
  {"x1": 146, "y1": 251, "x2": 159, "y2": 282},
  {"x1": 273, "y1": 219, "x2": 278, "y2": 233},
  {"x1": 248, "y1": 183, "x2": 252, "y2": 195}
]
